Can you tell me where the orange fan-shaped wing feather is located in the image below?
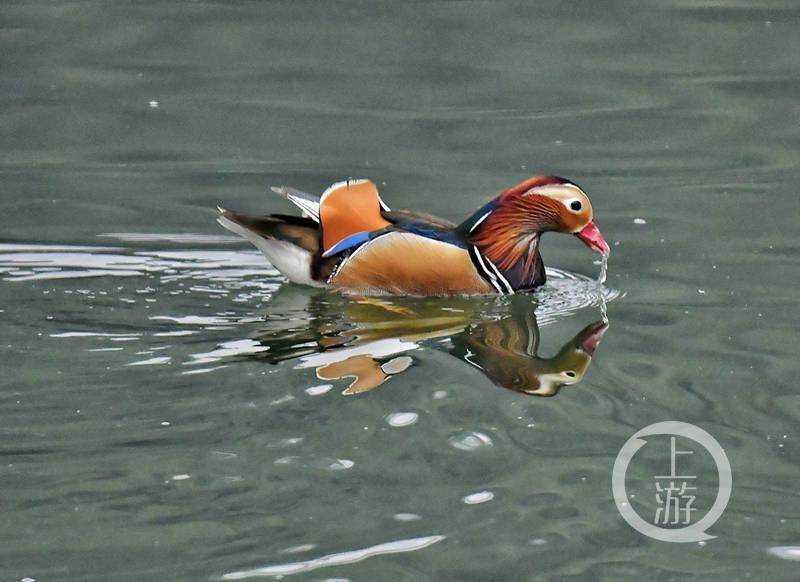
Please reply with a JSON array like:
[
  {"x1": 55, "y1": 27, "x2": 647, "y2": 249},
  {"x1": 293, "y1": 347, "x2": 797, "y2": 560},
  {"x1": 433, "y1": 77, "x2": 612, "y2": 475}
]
[{"x1": 319, "y1": 180, "x2": 391, "y2": 254}]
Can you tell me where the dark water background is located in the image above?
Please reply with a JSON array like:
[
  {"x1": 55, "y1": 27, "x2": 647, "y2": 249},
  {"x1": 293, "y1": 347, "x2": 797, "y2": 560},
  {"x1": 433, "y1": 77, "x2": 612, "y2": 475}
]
[{"x1": 1, "y1": 1, "x2": 799, "y2": 580}]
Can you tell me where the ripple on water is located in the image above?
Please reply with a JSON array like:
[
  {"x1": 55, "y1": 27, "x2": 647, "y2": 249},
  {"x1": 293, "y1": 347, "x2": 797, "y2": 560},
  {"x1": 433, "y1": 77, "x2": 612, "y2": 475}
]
[
  {"x1": 2, "y1": 239, "x2": 622, "y2": 379},
  {"x1": 767, "y1": 546, "x2": 800, "y2": 561},
  {"x1": 280, "y1": 543, "x2": 317, "y2": 555},
  {"x1": 535, "y1": 266, "x2": 620, "y2": 326},
  {"x1": 221, "y1": 535, "x2": 446, "y2": 580},
  {"x1": 126, "y1": 356, "x2": 171, "y2": 366}
]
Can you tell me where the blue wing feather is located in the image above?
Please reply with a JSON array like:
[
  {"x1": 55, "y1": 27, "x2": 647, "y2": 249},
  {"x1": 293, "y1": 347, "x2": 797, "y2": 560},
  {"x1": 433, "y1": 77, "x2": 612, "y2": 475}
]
[
  {"x1": 321, "y1": 231, "x2": 374, "y2": 257},
  {"x1": 399, "y1": 222, "x2": 467, "y2": 248}
]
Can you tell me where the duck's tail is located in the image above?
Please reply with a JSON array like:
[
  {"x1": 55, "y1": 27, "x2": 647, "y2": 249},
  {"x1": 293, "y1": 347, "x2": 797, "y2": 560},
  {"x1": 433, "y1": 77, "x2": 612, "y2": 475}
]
[
  {"x1": 269, "y1": 186, "x2": 321, "y2": 222},
  {"x1": 216, "y1": 208, "x2": 324, "y2": 287}
]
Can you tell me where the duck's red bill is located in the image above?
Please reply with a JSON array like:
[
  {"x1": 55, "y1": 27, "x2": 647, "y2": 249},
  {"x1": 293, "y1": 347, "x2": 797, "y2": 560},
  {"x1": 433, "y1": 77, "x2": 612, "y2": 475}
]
[
  {"x1": 581, "y1": 321, "x2": 609, "y2": 354},
  {"x1": 575, "y1": 222, "x2": 610, "y2": 256}
]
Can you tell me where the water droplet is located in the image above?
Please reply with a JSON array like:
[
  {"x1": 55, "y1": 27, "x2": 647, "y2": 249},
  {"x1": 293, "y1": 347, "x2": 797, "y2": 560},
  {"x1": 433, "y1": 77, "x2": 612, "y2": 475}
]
[
  {"x1": 393, "y1": 513, "x2": 422, "y2": 521},
  {"x1": 328, "y1": 459, "x2": 354, "y2": 471},
  {"x1": 462, "y1": 490, "x2": 494, "y2": 504},
  {"x1": 274, "y1": 456, "x2": 299, "y2": 465},
  {"x1": 386, "y1": 412, "x2": 418, "y2": 427},
  {"x1": 448, "y1": 431, "x2": 493, "y2": 451},
  {"x1": 381, "y1": 355, "x2": 413, "y2": 375},
  {"x1": 269, "y1": 437, "x2": 303, "y2": 449},
  {"x1": 281, "y1": 543, "x2": 317, "y2": 554},
  {"x1": 270, "y1": 394, "x2": 295, "y2": 405},
  {"x1": 305, "y1": 384, "x2": 333, "y2": 396}
]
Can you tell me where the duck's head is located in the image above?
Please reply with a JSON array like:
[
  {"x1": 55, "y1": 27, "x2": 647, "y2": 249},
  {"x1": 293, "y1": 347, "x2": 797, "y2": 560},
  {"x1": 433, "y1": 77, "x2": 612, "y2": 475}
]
[{"x1": 471, "y1": 175, "x2": 610, "y2": 256}]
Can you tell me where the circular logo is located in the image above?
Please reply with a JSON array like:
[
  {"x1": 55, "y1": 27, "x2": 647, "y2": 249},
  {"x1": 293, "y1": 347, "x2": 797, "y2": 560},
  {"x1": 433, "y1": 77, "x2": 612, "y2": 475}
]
[{"x1": 612, "y1": 421, "x2": 732, "y2": 542}]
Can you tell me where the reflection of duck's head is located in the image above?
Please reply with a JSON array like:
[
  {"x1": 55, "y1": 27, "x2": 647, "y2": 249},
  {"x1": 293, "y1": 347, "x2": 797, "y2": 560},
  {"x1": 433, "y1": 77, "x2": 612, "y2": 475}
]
[
  {"x1": 452, "y1": 307, "x2": 608, "y2": 397},
  {"x1": 249, "y1": 287, "x2": 608, "y2": 397},
  {"x1": 530, "y1": 319, "x2": 608, "y2": 395}
]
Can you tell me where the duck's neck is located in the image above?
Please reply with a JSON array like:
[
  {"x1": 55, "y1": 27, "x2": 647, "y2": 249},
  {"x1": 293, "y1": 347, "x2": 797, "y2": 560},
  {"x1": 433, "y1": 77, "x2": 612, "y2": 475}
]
[
  {"x1": 457, "y1": 197, "x2": 548, "y2": 291},
  {"x1": 472, "y1": 232, "x2": 545, "y2": 291}
]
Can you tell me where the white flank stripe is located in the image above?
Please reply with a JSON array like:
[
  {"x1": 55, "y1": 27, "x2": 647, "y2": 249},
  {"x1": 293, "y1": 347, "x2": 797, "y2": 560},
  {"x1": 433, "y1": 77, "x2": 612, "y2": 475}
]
[
  {"x1": 469, "y1": 246, "x2": 503, "y2": 294},
  {"x1": 484, "y1": 256, "x2": 514, "y2": 294}
]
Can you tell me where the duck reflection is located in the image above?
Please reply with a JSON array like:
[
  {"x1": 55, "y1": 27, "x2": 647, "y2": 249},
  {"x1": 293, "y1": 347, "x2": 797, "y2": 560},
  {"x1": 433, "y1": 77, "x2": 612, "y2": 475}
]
[
  {"x1": 248, "y1": 288, "x2": 608, "y2": 396},
  {"x1": 451, "y1": 312, "x2": 607, "y2": 396}
]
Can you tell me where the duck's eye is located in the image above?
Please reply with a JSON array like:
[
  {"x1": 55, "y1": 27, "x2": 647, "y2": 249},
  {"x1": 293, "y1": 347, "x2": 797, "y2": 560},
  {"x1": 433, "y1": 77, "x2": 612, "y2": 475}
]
[
  {"x1": 564, "y1": 370, "x2": 577, "y2": 378},
  {"x1": 569, "y1": 200, "x2": 582, "y2": 212}
]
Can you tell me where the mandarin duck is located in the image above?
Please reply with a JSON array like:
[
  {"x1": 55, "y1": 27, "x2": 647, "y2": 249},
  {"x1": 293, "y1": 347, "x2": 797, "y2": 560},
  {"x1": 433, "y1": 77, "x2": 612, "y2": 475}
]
[{"x1": 217, "y1": 176, "x2": 609, "y2": 296}]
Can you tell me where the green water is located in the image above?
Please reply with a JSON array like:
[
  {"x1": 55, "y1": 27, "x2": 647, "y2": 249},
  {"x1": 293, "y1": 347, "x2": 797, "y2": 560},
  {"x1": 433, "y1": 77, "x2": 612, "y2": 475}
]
[{"x1": 2, "y1": 1, "x2": 799, "y2": 580}]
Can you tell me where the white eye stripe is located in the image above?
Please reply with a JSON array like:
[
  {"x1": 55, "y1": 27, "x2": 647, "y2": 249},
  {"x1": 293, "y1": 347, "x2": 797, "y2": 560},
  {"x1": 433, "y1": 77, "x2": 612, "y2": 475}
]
[{"x1": 523, "y1": 183, "x2": 585, "y2": 197}]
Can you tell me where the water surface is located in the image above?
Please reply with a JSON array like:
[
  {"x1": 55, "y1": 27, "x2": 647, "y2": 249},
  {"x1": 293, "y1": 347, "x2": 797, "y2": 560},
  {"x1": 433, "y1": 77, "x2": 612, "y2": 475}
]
[{"x1": 1, "y1": 1, "x2": 799, "y2": 580}]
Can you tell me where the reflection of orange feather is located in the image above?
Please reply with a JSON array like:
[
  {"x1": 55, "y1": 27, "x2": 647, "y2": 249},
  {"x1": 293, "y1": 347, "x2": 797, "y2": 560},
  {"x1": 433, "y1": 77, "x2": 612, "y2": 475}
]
[
  {"x1": 316, "y1": 354, "x2": 390, "y2": 394},
  {"x1": 319, "y1": 180, "x2": 391, "y2": 253},
  {"x1": 332, "y1": 232, "x2": 493, "y2": 296}
]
